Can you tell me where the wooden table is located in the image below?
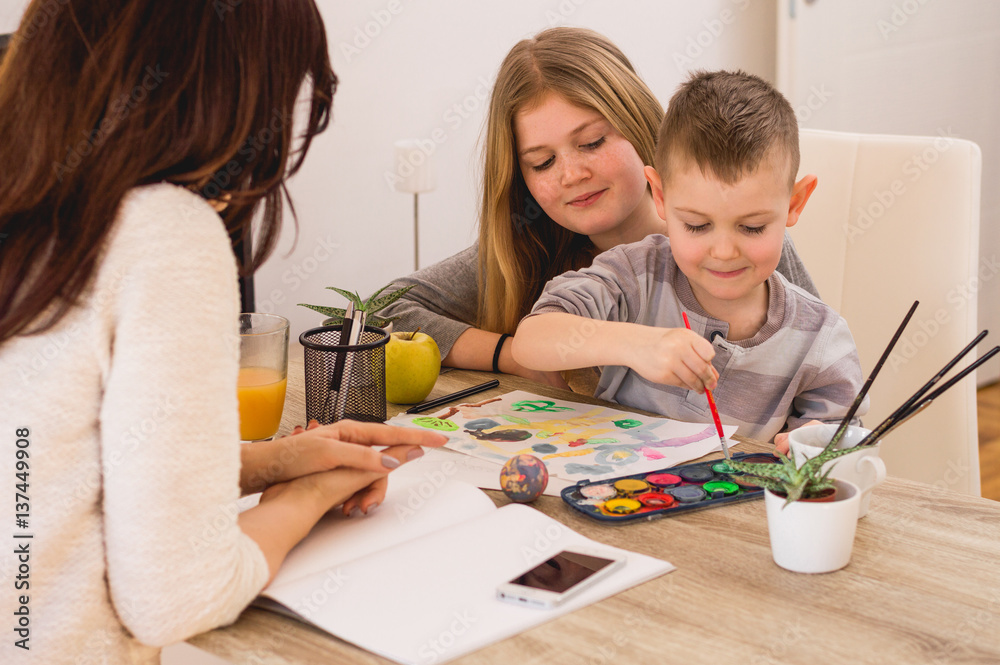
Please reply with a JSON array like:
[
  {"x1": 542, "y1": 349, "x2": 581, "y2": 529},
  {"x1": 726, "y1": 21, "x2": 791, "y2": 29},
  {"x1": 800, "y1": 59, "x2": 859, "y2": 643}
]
[{"x1": 191, "y1": 352, "x2": 1000, "y2": 664}]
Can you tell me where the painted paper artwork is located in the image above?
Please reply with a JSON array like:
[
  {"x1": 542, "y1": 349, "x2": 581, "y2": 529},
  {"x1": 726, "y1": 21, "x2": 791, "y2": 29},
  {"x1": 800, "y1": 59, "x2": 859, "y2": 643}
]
[{"x1": 387, "y1": 390, "x2": 739, "y2": 483}]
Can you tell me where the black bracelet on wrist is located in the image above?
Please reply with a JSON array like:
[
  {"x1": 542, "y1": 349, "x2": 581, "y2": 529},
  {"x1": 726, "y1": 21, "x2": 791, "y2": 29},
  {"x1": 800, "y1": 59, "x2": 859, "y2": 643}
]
[{"x1": 493, "y1": 333, "x2": 512, "y2": 373}]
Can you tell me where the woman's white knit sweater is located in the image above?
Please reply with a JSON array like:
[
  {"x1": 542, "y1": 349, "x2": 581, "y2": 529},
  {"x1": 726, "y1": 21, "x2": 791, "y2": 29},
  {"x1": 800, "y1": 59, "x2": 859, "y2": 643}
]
[{"x1": 0, "y1": 184, "x2": 269, "y2": 664}]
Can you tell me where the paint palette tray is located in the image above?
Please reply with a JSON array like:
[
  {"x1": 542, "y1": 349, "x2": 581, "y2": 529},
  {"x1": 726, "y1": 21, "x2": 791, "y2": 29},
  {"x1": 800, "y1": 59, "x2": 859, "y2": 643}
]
[{"x1": 560, "y1": 452, "x2": 779, "y2": 523}]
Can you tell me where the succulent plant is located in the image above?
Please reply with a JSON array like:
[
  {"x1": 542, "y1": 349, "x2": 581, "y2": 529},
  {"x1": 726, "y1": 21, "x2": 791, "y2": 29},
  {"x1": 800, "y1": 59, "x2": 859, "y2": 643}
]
[
  {"x1": 298, "y1": 282, "x2": 416, "y2": 329},
  {"x1": 725, "y1": 437, "x2": 873, "y2": 505}
]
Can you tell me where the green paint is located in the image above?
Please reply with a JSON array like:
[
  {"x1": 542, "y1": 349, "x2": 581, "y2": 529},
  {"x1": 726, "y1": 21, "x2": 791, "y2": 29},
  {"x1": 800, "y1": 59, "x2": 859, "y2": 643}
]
[
  {"x1": 613, "y1": 419, "x2": 642, "y2": 429},
  {"x1": 501, "y1": 414, "x2": 530, "y2": 426},
  {"x1": 511, "y1": 400, "x2": 573, "y2": 413},
  {"x1": 412, "y1": 416, "x2": 459, "y2": 432},
  {"x1": 703, "y1": 481, "x2": 739, "y2": 495}
]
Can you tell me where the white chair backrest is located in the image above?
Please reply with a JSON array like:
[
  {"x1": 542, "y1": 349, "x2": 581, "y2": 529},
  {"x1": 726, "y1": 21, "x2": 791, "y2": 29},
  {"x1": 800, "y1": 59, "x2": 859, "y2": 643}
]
[{"x1": 791, "y1": 128, "x2": 983, "y2": 496}]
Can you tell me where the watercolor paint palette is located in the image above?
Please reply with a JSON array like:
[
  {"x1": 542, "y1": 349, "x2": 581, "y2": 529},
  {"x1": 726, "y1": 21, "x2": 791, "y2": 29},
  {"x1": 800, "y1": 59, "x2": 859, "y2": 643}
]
[{"x1": 560, "y1": 452, "x2": 779, "y2": 523}]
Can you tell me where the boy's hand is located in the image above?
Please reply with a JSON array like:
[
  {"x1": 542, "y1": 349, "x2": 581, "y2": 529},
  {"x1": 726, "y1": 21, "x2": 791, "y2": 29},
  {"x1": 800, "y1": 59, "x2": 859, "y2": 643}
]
[
  {"x1": 774, "y1": 420, "x2": 824, "y2": 455},
  {"x1": 630, "y1": 327, "x2": 718, "y2": 393}
]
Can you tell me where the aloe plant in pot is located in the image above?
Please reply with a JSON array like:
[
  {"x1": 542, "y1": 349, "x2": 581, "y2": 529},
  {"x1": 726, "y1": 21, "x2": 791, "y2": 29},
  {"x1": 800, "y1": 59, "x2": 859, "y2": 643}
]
[
  {"x1": 725, "y1": 439, "x2": 868, "y2": 574},
  {"x1": 299, "y1": 282, "x2": 416, "y2": 331}
]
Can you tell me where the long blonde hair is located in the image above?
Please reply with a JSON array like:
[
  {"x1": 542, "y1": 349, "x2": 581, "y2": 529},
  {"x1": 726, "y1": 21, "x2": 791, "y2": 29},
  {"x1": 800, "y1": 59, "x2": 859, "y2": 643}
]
[{"x1": 477, "y1": 27, "x2": 663, "y2": 334}]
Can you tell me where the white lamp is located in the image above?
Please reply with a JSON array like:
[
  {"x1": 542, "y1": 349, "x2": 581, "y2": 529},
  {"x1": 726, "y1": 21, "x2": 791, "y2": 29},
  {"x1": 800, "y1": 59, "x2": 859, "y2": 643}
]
[{"x1": 392, "y1": 139, "x2": 436, "y2": 271}]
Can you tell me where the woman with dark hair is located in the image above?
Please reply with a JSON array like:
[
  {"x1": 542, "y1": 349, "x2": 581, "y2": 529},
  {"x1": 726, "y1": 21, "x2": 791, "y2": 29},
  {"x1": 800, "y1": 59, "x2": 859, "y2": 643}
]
[{"x1": 0, "y1": 2, "x2": 443, "y2": 662}]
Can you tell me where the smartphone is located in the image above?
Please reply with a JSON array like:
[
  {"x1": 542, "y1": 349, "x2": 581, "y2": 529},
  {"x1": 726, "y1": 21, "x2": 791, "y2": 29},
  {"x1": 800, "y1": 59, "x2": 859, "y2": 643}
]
[{"x1": 496, "y1": 548, "x2": 625, "y2": 609}]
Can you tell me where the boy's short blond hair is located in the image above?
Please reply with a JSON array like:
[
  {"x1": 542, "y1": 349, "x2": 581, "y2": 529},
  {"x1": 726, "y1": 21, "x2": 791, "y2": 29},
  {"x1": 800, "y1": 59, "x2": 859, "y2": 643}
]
[{"x1": 654, "y1": 70, "x2": 799, "y2": 190}]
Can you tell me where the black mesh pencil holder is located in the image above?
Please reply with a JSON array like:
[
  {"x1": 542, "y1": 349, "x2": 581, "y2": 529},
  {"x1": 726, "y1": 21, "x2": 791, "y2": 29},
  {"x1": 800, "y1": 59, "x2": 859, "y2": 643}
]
[{"x1": 299, "y1": 325, "x2": 390, "y2": 425}]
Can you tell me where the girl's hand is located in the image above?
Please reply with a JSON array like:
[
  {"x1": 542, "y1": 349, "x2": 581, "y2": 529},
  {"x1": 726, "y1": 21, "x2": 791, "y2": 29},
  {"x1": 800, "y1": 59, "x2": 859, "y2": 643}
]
[
  {"x1": 242, "y1": 420, "x2": 447, "y2": 495},
  {"x1": 629, "y1": 327, "x2": 718, "y2": 393},
  {"x1": 774, "y1": 420, "x2": 825, "y2": 455}
]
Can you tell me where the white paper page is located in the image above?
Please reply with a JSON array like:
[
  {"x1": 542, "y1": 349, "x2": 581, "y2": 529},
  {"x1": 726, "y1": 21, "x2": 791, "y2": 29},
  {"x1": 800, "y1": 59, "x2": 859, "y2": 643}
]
[
  {"x1": 267, "y1": 476, "x2": 496, "y2": 590},
  {"x1": 391, "y1": 446, "x2": 575, "y2": 496},
  {"x1": 263, "y1": 503, "x2": 674, "y2": 665}
]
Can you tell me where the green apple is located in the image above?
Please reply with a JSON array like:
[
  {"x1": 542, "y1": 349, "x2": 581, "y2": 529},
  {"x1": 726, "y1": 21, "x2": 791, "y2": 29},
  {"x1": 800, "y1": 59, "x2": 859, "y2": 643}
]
[{"x1": 385, "y1": 330, "x2": 441, "y2": 404}]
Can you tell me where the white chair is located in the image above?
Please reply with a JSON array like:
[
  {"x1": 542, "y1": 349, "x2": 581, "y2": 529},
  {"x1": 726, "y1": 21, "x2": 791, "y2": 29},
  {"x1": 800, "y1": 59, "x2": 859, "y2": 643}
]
[{"x1": 791, "y1": 128, "x2": 983, "y2": 496}]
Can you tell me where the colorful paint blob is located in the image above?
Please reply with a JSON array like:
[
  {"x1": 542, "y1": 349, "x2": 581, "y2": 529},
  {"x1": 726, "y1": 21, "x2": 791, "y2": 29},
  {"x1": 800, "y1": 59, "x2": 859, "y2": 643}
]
[
  {"x1": 646, "y1": 473, "x2": 682, "y2": 488},
  {"x1": 412, "y1": 417, "x2": 459, "y2": 432},
  {"x1": 613, "y1": 419, "x2": 643, "y2": 429},
  {"x1": 469, "y1": 428, "x2": 532, "y2": 442},
  {"x1": 613, "y1": 478, "x2": 650, "y2": 496},
  {"x1": 511, "y1": 399, "x2": 573, "y2": 413},
  {"x1": 603, "y1": 498, "x2": 642, "y2": 514}
]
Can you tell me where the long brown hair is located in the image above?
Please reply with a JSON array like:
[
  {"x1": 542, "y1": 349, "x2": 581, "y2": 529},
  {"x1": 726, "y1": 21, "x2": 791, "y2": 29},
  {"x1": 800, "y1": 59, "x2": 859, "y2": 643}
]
[
  {"x1": 478, "y1": 27, "x2": 663, "y2": 334},
  {"x1": 0, "y1": 0, "x2": 336, "y2": 344}
]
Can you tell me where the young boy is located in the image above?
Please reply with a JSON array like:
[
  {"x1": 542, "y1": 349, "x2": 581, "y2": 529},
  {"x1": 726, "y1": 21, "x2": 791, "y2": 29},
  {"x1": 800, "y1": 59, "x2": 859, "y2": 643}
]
[{"x1": 512, "y1": 70, "x2": 866, "y2": 450}]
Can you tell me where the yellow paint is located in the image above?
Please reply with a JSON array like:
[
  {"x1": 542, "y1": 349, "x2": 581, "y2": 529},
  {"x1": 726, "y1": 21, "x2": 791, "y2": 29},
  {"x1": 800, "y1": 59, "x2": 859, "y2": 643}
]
[{"x1": 541, "y1": 448, "x2": 596, "y2": 459}]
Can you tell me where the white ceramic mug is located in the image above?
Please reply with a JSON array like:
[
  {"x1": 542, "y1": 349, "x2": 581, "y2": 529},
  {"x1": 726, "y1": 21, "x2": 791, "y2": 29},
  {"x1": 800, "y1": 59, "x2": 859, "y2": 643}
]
[
  {"x1": 765, "y1": 478, "x2": 861, "y2": 574},
  {"x1": 788, "y1": 423, "x2": 886, "y2": 518}
]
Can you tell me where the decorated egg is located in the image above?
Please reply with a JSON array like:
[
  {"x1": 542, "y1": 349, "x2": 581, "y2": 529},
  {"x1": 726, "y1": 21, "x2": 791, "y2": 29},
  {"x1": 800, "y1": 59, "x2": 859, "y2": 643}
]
[{"x1": 499, "y1": 454, "x2": 549, "y2": 503}]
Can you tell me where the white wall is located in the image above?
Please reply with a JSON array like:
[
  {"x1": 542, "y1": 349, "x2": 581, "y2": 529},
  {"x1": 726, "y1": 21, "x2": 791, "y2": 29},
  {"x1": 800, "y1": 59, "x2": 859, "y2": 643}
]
[
  {"x1": 777, "y1": 0, "x2": 1000, "y2": 384},
  {"x1": 260, "y1": 0, "x2": 778, "y2": 338}
]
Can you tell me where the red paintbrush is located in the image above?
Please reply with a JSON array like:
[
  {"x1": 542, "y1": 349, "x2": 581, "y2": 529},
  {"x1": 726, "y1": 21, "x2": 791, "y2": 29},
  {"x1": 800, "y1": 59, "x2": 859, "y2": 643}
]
[{"x1": 682, "y1": 312, "x2": 730, "y2": 459}]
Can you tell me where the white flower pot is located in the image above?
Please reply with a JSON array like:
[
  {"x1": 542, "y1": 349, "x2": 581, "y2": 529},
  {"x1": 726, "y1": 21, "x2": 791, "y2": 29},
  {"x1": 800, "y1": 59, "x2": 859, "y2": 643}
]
[
  {"x1": 788, "y1": 423, "x2": 886, "y2": 518},
  {"x1": 765, "y1": 478, "x2": 861, "y2": 574}
]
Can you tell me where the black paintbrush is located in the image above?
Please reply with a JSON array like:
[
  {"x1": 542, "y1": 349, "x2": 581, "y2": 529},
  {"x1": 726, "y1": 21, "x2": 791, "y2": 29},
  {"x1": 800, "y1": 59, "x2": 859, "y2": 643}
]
[
  {"x1": 855, "y1": 334, "x2": 992, "y2": 447},
  {"x1": 824, "y1": 300, "x2": 919, "y2": 453}
]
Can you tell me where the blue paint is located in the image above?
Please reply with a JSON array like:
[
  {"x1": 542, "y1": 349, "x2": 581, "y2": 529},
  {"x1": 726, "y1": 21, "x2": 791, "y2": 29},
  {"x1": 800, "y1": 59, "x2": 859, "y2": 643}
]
[
  {"x1": 465, "y1": 418, "x2": 500, "y2": 431},
  {"x1": 532, "y1": 443, "x2": 558, "y2": 454},
  {"x1": 565, "y1": 462, "x2": 615, "y2": 476}
]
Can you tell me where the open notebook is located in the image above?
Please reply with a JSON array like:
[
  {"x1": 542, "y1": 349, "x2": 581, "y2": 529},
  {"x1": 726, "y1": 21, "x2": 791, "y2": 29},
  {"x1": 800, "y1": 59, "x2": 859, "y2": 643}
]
[{"x1": 254, "y1": 476, "x2": 674, "y2": 665}]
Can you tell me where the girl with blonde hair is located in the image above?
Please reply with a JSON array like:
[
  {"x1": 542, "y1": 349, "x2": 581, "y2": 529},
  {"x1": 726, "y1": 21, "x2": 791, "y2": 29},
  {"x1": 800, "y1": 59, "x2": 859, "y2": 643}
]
[{"x1": 381, "y1": 27, "x2": 816, "y2": 389}]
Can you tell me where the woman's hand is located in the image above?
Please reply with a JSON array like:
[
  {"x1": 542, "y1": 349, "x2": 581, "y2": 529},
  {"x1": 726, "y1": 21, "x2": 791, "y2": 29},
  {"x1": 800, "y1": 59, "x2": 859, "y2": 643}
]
[
  {"x1": 241, "y1": 420, "x2": 447, "y2": 495},
  {"x1": 242, "y1": 426, "x2": 444, "y2": 586},
  {"x1": 257, "y1": 431, "x2": 431, "y2": 517},
  {"x1": 628, "y1": 327, "x2": 718, "y2": 393}
]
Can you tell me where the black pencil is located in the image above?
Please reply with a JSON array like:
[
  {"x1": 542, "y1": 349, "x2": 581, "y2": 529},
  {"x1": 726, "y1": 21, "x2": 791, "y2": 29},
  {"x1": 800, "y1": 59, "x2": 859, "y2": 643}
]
[{"x1": 405, "y1": 379, "x2": 500, "y2": 414}]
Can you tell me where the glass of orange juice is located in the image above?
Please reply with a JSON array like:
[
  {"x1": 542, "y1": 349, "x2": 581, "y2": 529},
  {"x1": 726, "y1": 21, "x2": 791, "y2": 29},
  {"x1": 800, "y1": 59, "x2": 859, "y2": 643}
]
[{"x1": 238, "y1": 313, "x2": 289, "y2": 441}]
